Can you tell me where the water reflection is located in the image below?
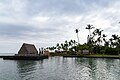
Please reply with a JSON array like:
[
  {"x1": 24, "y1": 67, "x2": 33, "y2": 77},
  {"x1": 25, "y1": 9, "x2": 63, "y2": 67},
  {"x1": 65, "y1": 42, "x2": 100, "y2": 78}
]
[
  {"x1": 73, "y1": 58, "x2": 97, "y2": 80},
  {"x1": 1, "y1": 57, "x2": 120, "y2": 80},
  {"x1": 37, "y1": 60, "x2": 44, "y2": 69},
  {"x1": 105, "y1": 59, "x2": 120, "y2": 80},
  {"x1": 65, "y1": 58, "x2": 120, "y2": 80},
  {"x1": 16, "y1": 60, "x2": 37, "y2": 80}
]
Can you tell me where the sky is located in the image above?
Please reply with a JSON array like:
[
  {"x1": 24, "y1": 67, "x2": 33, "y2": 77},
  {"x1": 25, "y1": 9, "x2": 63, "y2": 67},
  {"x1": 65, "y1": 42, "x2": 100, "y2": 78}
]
[{"x1": 0, "y1": 0, "x2": 120, "y2": 53}]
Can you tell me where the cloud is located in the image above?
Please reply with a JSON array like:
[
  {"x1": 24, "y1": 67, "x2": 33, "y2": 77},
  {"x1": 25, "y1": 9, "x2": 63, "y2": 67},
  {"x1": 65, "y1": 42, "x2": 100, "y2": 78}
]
[{"x1": 0, "y1": 0, "x2": 120, "y2": 53}]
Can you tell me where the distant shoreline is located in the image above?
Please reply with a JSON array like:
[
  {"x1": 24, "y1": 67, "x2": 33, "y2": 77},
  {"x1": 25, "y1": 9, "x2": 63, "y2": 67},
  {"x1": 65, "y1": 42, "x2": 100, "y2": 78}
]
[
  {"x1": 50, "y1": 53, "x2": 120, "y2": 59},
  {"x1": 63, "y1": 55, "x2": 120, "y2": 59}
]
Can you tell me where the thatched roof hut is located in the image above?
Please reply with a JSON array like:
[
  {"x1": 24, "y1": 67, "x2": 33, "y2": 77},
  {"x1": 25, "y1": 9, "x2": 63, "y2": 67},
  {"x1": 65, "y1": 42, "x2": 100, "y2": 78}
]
[{"x1": 17, "y1": 43, "x2": 38, "y2": 56}]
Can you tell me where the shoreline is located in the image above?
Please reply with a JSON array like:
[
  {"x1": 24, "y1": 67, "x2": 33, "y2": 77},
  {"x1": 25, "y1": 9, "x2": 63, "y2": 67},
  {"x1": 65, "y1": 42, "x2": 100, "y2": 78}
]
[
  {"x1": 0, "y1": 55, "x2": 48, "y2": 60},
  {"x1": 1, "y1": 54, "x2": 120, "y2": 59},
  {"x1": 63, "y1": 55, "x2": 120, "y2": 59},
  {"x1": 49, "y1": 53, "x2": 120, "y2": 59}
]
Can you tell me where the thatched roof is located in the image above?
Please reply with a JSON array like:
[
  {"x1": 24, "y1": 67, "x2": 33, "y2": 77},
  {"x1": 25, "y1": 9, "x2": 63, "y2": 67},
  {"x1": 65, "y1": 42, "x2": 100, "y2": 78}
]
[{"x1": 18, "y1": 43, "x2": 38, "y2": 54}]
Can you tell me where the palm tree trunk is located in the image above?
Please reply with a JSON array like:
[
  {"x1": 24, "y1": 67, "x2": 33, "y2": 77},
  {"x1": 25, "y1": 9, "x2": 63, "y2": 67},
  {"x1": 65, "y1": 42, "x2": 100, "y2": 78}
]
[
  {"x1": 89, "y1": 29, "x2": 91, "y2": 37},
  {"x1": 77, "y1": 33, "x2": 79, "y2": 44}
]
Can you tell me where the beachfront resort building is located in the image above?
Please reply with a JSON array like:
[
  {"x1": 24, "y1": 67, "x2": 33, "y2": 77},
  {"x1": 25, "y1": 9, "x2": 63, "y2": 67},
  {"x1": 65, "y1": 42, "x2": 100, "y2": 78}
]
[{"x1": 17, "y1": 43, "x2": 38, "y2": 56}]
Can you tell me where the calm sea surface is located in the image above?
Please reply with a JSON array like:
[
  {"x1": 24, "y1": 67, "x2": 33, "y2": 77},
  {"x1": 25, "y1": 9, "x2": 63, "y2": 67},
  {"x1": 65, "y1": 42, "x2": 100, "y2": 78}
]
[{"x1": 0, "y1": 56, "x2": 120, "y2": 80}]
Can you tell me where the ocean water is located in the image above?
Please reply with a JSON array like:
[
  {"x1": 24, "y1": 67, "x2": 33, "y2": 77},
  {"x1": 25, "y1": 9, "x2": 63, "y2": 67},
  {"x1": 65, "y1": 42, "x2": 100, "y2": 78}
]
[
  {"x1": 0, "y1": 53, "x2": 15, "y2": 56},
  {"x1": 0, "y1": 56, "x2": 120, "y2": 80}
]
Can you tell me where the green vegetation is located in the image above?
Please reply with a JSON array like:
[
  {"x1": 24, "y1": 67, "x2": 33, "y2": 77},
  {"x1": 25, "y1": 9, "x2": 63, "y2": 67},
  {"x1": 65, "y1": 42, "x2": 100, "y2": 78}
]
[{"x1": 47, "y1": 24, "x2": 120, "y2": 56}]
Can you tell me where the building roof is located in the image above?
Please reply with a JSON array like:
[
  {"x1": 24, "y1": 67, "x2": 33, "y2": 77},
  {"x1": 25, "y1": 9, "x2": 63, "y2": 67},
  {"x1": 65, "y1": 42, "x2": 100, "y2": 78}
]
[
  {"x1": 24, "y1": 43, "x2": 37, "y2": 53},
  {"x1": 18, "y1": 43, "x2": 38, "y2": 54}
]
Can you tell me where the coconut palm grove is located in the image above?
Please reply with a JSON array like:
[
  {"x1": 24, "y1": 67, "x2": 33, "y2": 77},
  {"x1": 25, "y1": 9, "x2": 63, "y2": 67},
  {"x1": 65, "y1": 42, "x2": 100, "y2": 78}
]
[{"x1": 47, "y1": 24, "x2": 120, "y2": 55}]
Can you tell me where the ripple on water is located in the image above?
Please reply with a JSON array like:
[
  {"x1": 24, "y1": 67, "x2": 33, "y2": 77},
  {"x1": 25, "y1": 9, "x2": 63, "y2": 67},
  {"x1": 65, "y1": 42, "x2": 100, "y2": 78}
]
[{"x1": 0, "y1": 57, "x2": 120, "y2": 80}]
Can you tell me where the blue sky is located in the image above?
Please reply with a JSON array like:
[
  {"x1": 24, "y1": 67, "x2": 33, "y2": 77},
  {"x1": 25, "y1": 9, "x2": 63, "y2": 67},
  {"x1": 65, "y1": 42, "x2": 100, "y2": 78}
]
[{"x1": 0, "y1": 0, "x2": 120, "y2": 53}]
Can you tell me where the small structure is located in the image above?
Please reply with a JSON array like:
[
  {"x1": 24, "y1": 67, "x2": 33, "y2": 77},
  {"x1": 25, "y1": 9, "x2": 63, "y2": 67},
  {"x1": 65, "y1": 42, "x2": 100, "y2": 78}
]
[
  {"x1": 39, "y1": 47, "x2": 50, "y2": 56},
  {"x1": 77, "y1": 50, "x2": 89, "y2": 54},
  {"x1": 2, "y1": 43, "x2": 48, "y2": 60},
  {"x1": 82, "y1": 50, "x2": 89, "y2": 54},
  {"x1": 44, "y1": 50, "x2": 50, "y2": 56},
  {"x1": 17, "y1": 43, "x2": 38, "y2": 56},
  {"x1": 39, "y1": 47, "x2": 44, "y2": 55}
]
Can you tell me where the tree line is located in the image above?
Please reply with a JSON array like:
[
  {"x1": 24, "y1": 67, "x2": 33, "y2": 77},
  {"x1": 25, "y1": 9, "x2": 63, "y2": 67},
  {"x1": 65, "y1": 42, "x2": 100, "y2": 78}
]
[{"x1": 47, "y1": 24, "x2": 120, "y2": 55}]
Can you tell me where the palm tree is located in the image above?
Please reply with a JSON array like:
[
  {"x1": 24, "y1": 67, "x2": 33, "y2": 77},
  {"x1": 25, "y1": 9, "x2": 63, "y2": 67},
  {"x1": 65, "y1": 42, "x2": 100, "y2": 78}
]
[
  {"x1": 64, "y1": 40, "x2": 69, "y2": 52},
  {"x1": 61, "y1": 43, "x2": 64, "y2": 51},
  {"x1": 102, "y1": 34, "x2": 109, "y2": 47},
  {"x1": 73, "y1": 40, "x2": 77, "y2": 46},
  {"x1": 56, "y1": 43, "x2": 61, "y2": 51},
  {"x1": 94, "y1": 28, "x2": 103, "y2": 46},
  {"x1": 86, "y1": 24, "x2": 95, "y2": 47},
  {"x1": 75, "y1": 29, "x2": 80, "y2": 44},
  {"x1": 110, "y1": 34, "x2": 119, "y2": 48},
  {"x1": 70, "y1": 40, "x2": 73, "y2": 46},
  {"x1": 109, "y1": 38, "x2": 114, "y2": 48},
  {"x1": 86, "y1": 24, "x2": 95, "y2": 37},
  {"x1": 112, "y1": 34, "x2": 119, "y2": 40},
  {"x1": 69, "y1": 41, "x2": 72, "y2": 48},
  {"x1": 47, "y1": 46, "x2": 56, "y2": 51}
]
